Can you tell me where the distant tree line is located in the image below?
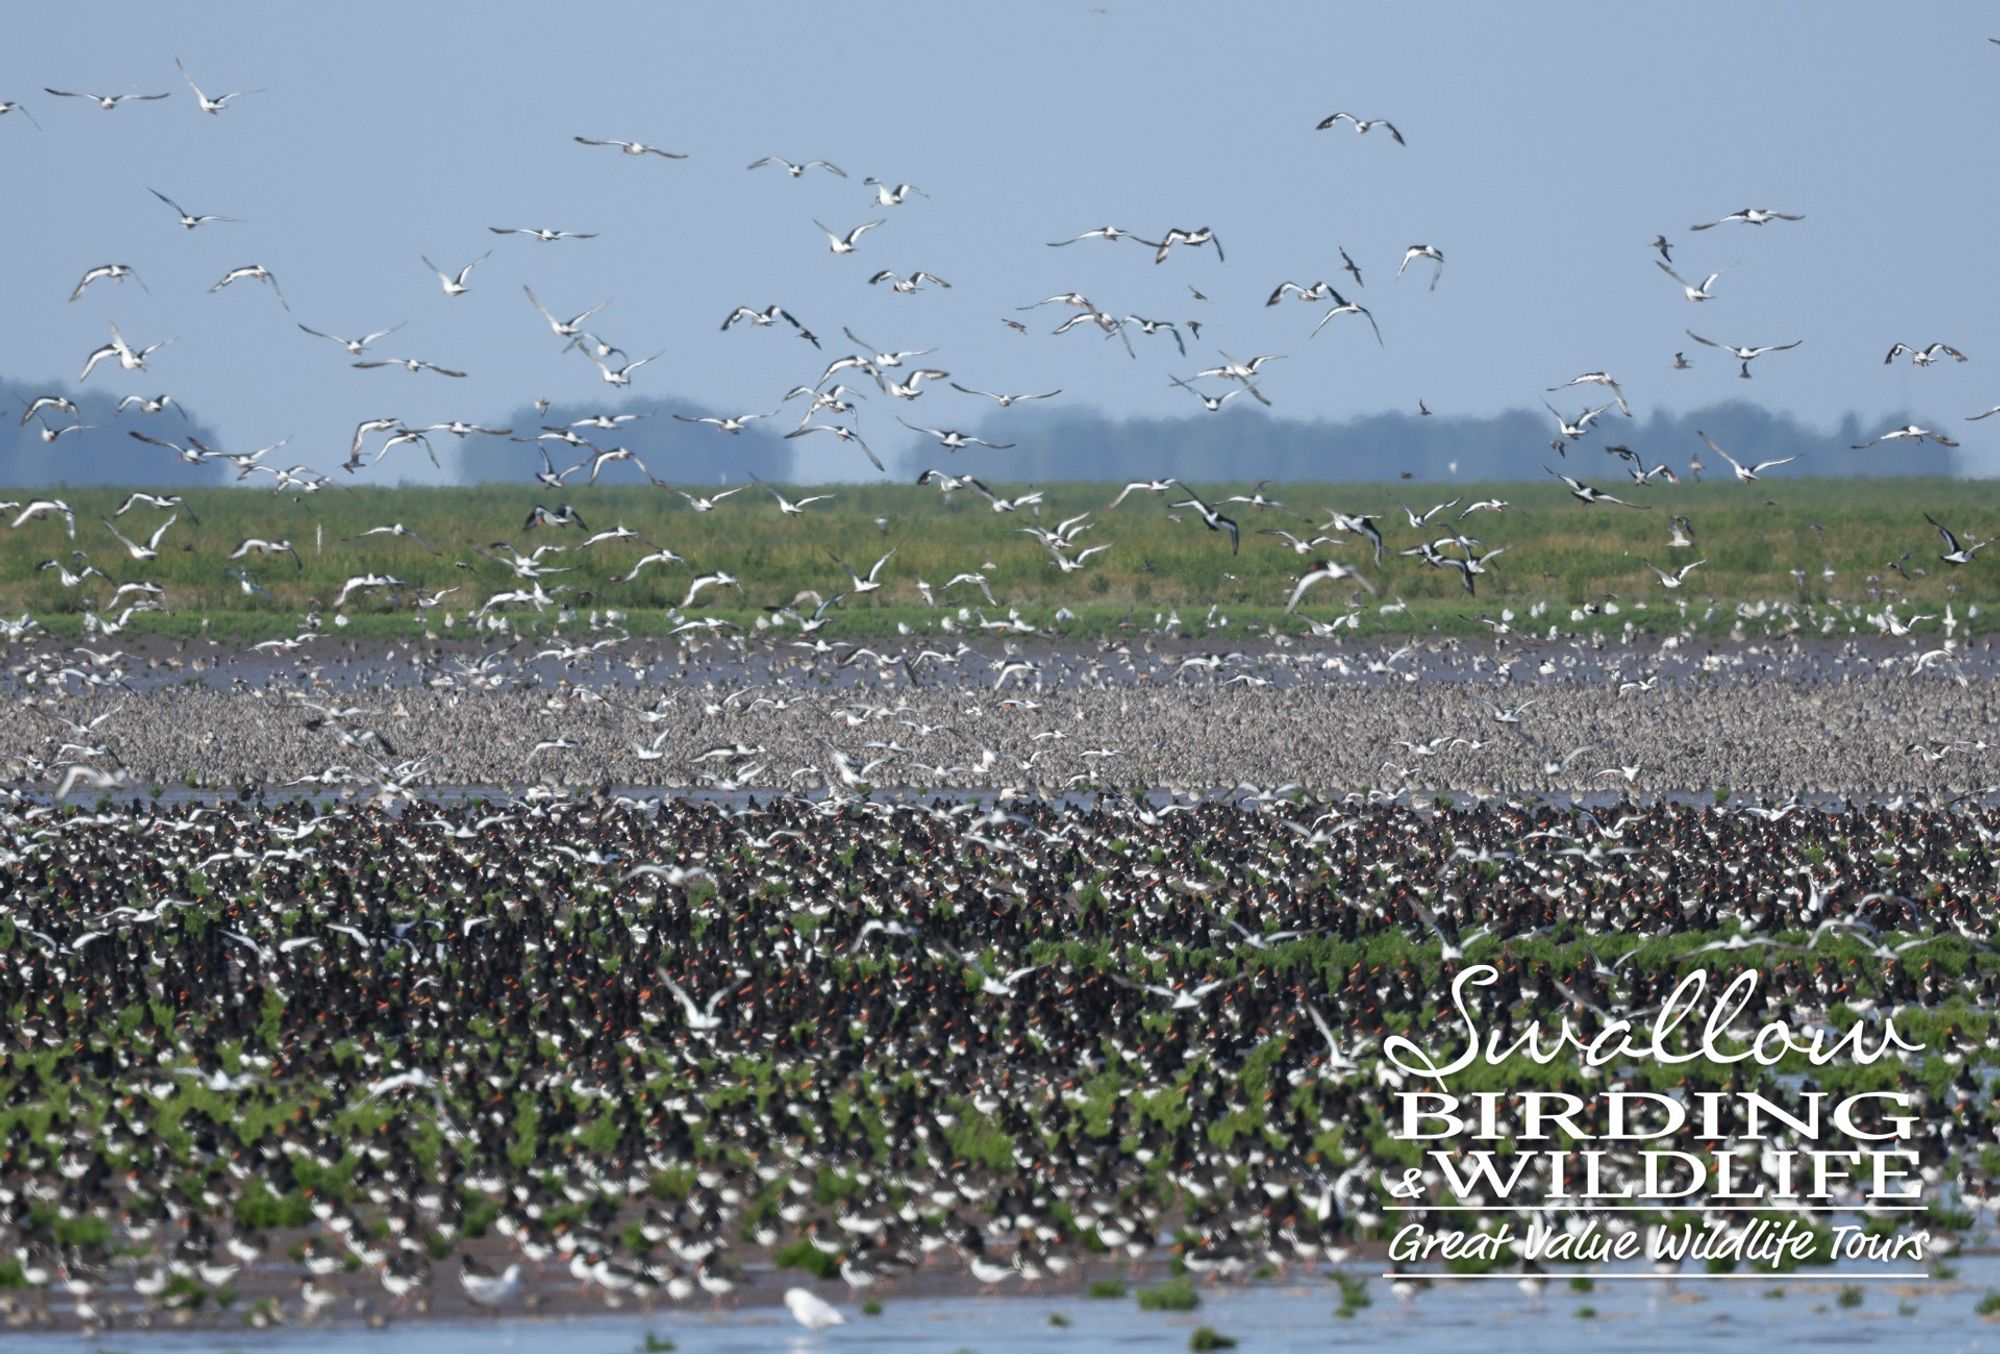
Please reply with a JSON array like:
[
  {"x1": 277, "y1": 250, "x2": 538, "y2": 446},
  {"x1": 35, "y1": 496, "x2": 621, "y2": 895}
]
[
  {"x1": 0, "y1": 375, "x2": 1957, "y2": 491},
  {"x1": 893, "y1": 399, "x2": 1958, "y2": 484}
]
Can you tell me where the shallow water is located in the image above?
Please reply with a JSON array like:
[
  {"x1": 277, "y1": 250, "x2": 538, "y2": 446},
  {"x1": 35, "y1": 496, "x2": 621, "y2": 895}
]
[{"x1": 39, "y1": 1264, "x2": 2000, "y2": 1353}]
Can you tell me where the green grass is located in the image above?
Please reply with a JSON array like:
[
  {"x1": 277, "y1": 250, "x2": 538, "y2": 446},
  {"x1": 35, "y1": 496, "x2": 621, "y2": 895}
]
[
  {"x1": 7, "y1": 477, "x2": 1998, "y2": 642},
  {"x1": 1138, "y1": 1275, "x2": 1201, "y2": 1311}
]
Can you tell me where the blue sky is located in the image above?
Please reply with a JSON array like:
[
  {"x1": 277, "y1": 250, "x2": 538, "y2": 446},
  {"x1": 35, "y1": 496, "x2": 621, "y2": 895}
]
[{"x1": 6, "y1": 2, "x2": 1999, "y2": 480}]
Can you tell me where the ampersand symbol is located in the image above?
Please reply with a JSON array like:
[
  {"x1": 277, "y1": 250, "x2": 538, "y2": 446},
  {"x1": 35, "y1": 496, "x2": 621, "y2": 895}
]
[{"x1": 1387, "y1": 1168, "x2": 1424, "y2": 1200}]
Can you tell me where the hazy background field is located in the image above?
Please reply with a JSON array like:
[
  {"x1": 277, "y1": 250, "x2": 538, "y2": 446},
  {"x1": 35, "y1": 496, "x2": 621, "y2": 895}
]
[{"x1": 8, "y1": 477, "x2": 1993, "y2": 638}]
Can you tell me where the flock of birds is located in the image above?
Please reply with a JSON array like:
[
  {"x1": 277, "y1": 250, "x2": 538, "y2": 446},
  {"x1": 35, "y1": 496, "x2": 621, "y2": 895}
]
[
  {"x1": 2, "y1": 46, "x2": 1999, "y2": 1337},
  {"x1": 0, "y1": 789, "x2": 1996, "y2": 1331},
  {"x1": 3, "y1": 66, "x2": 1995, "y2": 651}
]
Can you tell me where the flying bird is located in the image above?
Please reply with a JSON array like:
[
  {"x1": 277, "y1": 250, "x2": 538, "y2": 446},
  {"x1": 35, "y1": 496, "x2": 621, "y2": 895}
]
[
  {"x1": 574, "y1": 135, "x2": 687, "y2": 158},
  {"x1": 1851, "y1": 425, "x2": 1959, "y2": 450},
  {"x1": 721, "y1": 304, "x2": 818, "y2": 346},
  {"x1": 1884, "y1": 342, "x2": 1967, "y2": 367},
  {"x1": 674, "y1": 409, "x2": 778, "y2": 434},
  {"x1": 1284, "y1": 559, "x2": 1376, "y2": 613},
  {"x1": 80, "y1": 322, "x2": 173, "y2": 382},
  {"x1": 748, "y1": 155, "x2": 845, "y2": 177},
  {"x1": 862, "y1": 177, "x2": 928, "y2": 205},
  {"x1": 1656, "y1": 261, "x2": 1720, "y2": 301},
  {"x1": 1684, "y1": 330, "x2": 1801, "y2": 378},
  {"x1": 488, "y1": 225, "x2": 597, "y2": 242},
  {"x1": 1926, "y1": 513, "x2": 1989, "y2": 566},
  {"x1": 1167, "y1": 483, "x2": 1241, "y2": 553},
  {"x1": 100, "y1": 515, "x2": 176, "y2": 561},
  {"x1": 69, "y1": 262, "x2": 147, "y2": 302},
  {"x1": 44, "y1": 88, "x2": 169, "y2": 110},
  {"x1": 524, "y1": 287, "x2": 608, "y2": 338},
  {"x1": 176, "y1": 59, "x2": 262, "y2": 114},
  {"x1": 1689, "y1": 208, "x2": 1805, "y2": 229},
  {"x1": 209, "y1": 264, "x2": 288, "y2": 309},
  {"x1": 0, "y1": 98, "x2": 42, "y2": 130},
  {"x1": 949, "y1": 384, "x2": 1060, "y2": 406},
  {"x1": 812, "y1": 219, "x2": 885, "y2": 254},
  {"x1": 421, "y1": 251, "x2": 489, "y2": 297},
  {"x1": 1397, "y1": 244, "x2": 1444, "y2": 290},
  {"x1": 297, "y1": 322, "x2": 404, "y2": 356},
  {"x1": 148, "y1": 186, "x2": 239, "y2": 229},
  {"x1": 868, "y1": 270, "x2": 952, "y2": 293},
  {"x1": 1315, "y1": 111, "x2": 1405, "y2": 143},
  {"x1": 1543, "y1": 465, "x2": 1649, "y2": 508},
  {"x1": 1138, "y1": 226, "x2": 1223, "y2": 265},
  {"x1": 897, "y1": 418, "x2": 1014, "y2": 451}
]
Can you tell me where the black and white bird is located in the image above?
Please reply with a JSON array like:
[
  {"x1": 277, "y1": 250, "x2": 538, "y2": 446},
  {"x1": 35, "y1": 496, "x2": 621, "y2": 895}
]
[
  {"x1": 786, "y1": 422, "x2": 882, "y2": 471},
  {"x1": 1547, "y1": 371, "x2": 1632, "y2": 416},
  {"x1": 100, "y1": 515, "x2": 176, "y2": 561},
  {"x1": 672, "y1": 485, "x2": 747, "y2": 512},
  {"x1": 209, "y1": 264, "x2": 288, "y2": 309},
  {"x1": 1308, "y1": 292, "x2": 1381, "y2": 344},
  {"x1": 674, "y1": 409, "x2": 778, "y2": 434},
  {"x1": 829, "y1": 547, "x2": 896, "y2": 595},
  {"x1": 1656, "y1": 261, "x2": 1720, "y2": 301},
  {"x1": 869, "y1": 270, "x2": 951, "y2": 293},
  {"x1": 488, "y1": 225, "x2": 597, "y2": 242},
  {"x1": 69, "y1": 263, "x2": 146, "y2": 302},
  {"x1": 228, "y1": 536, "x2": 301, "y2": 567},
  {"x1": 1397, "y1": 244, "x2": 1444, "y2": 291},
  {"x1": 1684, "y1": 331, "x2": 1801, "y2": 378},
  {"x1": 1139, "y1": 226, "x2": 1223, "y2": 265},
  {"x1": 950, "y1": 384, "x2": 1060, "y2": 407},
  {"x1": 1543, "y1": 465, "x2": 1649, "y2": 508},
  {"x1": 813, "y1": 219, "x2": 885, "y2": 254},
  {"x1": 80, "y1": 322, "x2": 173, "y2": 381},
  {"x1": 176, "y1": 59, "x2": 262, "y2": 114},
  {"x1": 1696, "y1": 431, "x2": 1798, "y2": 481},
  {"x1": 881, "y1": 368, "x2": 950, "y2": 400},
  {"x1": 592, "y1": 352, "x2": 661, "y2": 386},
  {"x1": 1851, "y1": 425, "x2": 1959, "y2": 450},
  {"x1": 1544, "y1": 400, "x2": 1613, "y2": 442},
  {"x1": 574, "y1": 135, "x2": 686, "y2": 158},
  {"x1": 750, "y1": 475, "x2": 835, "y2": 516},
  {"x1": 148, "y1": 186, "x2": 239, "y2": 229},
  {"x1": 862, "y1": 178, "x2": 927, "y2": 205},
  {"x1": 1046, "y1": 226, "x2": 1135, "y2": 246},
  {"x1": 1284, "y1": 559, "x2": 1376, "y2": 612},
  {"x1": 353, "y1": 356, "x2": 465, "y2": 378},
  {"x1": 524, "y1": 287, "x2": 607, "y2": 339},
  {"x1": 1167, "y1": 483, "x2": 1241, "y2": 553},
  {"x1": 422, "y1": 251, "x2": 489, "y2": 297},
  {"x1": 0, "y1": 97, "x2": 42, "y2": 129},
  {"x1": 1689, "y1": 207, "x2": 1805, "y2": 229},
  {"x1": 897, "y1": 418, "x2": 1014, "y2": 451},
  {"x1": 1884, "y1": 342, "x2": 1967, "y2": 367},
  {"x1": 1643, "y1": 558, "x2": 1706, "y2": 589},
  {"x1": 1169, "y1": 377, "x2": 1244, "y2": 412},
  {"x1": 45, "y1": 87, "x2": 168, "y2": 110},
  {"x1": 10, "y1": 499, "x2": 77, "y2": 537},
  {"x1": 115, "y1": 390, "x2": 184, "y2": 418},
  {"x1": 722, "y1": 305, "x2": 819, "y2": 346},
  {"x1": 1926, "y1": 513, "x2": 1989, "y2": 566},
  {"x1": 1315, "y1": 111, "x2": 1405, "y2": 143},
  {"x1": 297, "y1": 322, "x2": 403, "y2": 357},
  {"x1": 748, "y1": 155, "x2": 845, "y2": 177}
]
